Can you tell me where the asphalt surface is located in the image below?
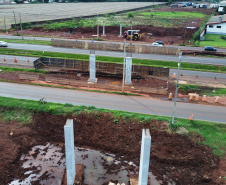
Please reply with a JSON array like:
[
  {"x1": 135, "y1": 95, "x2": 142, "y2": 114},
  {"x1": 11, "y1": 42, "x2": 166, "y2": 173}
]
[
  {"x1": 1, "y1": 35, "x2": 226, "y2": 53},
  {"x1": 1, "y1": 82, "x2": 226, "y2": 123},
  {"x1": 4, "y1": 42, "x2": 226, "y2": 66}
]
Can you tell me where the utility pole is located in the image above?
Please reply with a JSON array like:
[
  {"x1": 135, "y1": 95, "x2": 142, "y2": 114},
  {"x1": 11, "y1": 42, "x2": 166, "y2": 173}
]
[
  {"x1": 19, "y1": 13, "x2": 24, "y2": 40},
  {"x1": 172, "y1": 52, "x2": 182, "y2": 125},
  {"x1": 122, "y1": 39, "x2": 126, "y2": 92},
  {"x1": 4, "y1": 16, "x2": 6, "y2": 33},
  {"x1": 13, "y1": 11, "x2": 19, "y2": 36},
  {"x1": 97, "y1": 17, "x2": 99, "y2": 39},
  {"x1": 130, "y1": 22, "x2": 132, "y2": 45}
]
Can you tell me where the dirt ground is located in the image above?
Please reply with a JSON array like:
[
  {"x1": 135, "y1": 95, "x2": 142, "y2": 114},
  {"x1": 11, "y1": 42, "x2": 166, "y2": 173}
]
[
  {"x1": 8, "y1": 7, "x2": 213, "y2": 45},
  {"x1": 0, "y1": 111, "x2": 225, "y2": 185},
  {"x1": 1, "y1": 71, "x2": 226, "y2": 106}
]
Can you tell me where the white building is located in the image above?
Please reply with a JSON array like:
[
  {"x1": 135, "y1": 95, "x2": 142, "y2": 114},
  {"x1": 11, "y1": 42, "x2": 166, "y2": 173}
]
[{"x1": 206, "y1": 14, "x2": 226, "y2": 35}]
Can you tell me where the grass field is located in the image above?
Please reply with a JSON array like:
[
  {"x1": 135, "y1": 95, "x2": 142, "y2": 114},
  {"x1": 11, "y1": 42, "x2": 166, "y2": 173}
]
[
  {"x1": 140, "y1": 11, "x2": 206, "y2": 19},
  {"x1": 0, "y1": 96, "x2": 225, "y2": 157},
  {"x1": 200, "y1": 34, "x2": 226, "y2": 48},
  {"x1": 0, "y1": 39, "x2": 51, "y2": 45},
  {"x1": 39, "y1": 9, "x2": 210, "y2": 30}
]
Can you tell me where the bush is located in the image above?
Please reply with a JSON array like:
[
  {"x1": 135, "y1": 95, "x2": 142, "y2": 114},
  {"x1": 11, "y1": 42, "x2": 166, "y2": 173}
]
[
  {"x1": 194, "y1": 40, "x2": 200, "y2": 47},
  {"x1": 127, "y1": 12, "x2": 135, "y2": 18}
]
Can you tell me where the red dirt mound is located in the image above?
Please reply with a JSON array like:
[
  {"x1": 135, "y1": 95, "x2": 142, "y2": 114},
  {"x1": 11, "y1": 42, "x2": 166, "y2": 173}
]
[{"x1": 0, "y1": 111, "x2": 221, "y2": 185}]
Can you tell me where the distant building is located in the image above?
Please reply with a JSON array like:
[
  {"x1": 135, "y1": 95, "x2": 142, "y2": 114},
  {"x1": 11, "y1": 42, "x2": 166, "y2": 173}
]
[
  {"x1": 218, "y1": 1, "x2": 226, "y2": 12},
  {"x1": 0, "y1": 0, "x2": 11, "y2": 4},
  {"x1": 206, "y1": 14, "x2": 226, "y2": 35}
]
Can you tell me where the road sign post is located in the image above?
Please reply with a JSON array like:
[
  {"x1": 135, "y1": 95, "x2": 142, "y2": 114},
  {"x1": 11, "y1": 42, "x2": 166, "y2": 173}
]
[{"x1": 172, "y1": 52, "x2": 182, "y2": 125}]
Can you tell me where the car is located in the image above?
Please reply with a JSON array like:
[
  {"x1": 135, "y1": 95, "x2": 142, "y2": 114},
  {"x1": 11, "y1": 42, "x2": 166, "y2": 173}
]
[
  {"x1": 152, "y1": 42, "x2": 163, "y2": 46},
  {"x1": 204, "y1": 46, "x2": 217, "y2": 51},
  {"x1": 0, "y1": 41, "x2": 8, "y2": 47},
  {"x1": 155, "y1": 41, "x2": 164, "y2": 45}
]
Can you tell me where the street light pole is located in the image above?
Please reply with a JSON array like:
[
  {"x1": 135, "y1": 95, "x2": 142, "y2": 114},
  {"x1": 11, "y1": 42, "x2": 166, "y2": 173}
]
[
  {"x1": 172, "y1": 51, "x2": 182, "y2": 125},
  {"x1": 122, "y1": 39, "x2": 126, "y2": 92}
]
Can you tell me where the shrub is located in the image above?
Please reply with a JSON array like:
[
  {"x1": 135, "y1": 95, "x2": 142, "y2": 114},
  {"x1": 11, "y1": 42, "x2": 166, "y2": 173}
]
[{"x1": 127, "y1": 12, "x2": 135, "y2": 18}]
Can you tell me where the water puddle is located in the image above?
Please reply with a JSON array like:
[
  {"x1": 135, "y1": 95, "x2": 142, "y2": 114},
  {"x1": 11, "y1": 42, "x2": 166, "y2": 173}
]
[{"x1": 9, "y1": 143, "x2": 169, "y2": 185}]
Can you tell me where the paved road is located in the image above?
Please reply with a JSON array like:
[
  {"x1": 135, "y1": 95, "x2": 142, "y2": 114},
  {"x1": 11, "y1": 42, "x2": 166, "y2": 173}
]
[
  {"x1": 5, "y1": 43, "x2": 226, "y2": 66},
  {"x1": 170, "y1": 69, "x2": 226, "y2": 79},
  {"x1": 1, "y1": 54, "x2": 226, "y2": 79},
  {"x1": 1, "y1": 35, "x2": 226, "y2": 53},
  {"x1": 1, "y1": 82, "x2": 226, "y2": 123}
]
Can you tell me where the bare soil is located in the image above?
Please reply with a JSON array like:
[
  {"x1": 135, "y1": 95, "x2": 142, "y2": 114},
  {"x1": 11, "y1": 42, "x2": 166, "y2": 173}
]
[
  {"x1": 0, "y1": 111, "x2": 225, "y2": 185},
  {"x1": 1, "y1": 71, "x2": 226, "y2": 106},
  {"x1": 8, "y1": 7, "x2": 213, "y2": 45}
]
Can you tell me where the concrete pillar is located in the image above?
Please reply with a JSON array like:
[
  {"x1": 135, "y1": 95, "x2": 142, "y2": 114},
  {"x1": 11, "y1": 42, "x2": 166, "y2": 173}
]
[
  {"x1": 125, "y1": 57, "x2": 132, "y2": 85},
  {"x1": 89, "y1": 54, "x2": 96, "y2": 82},
  {"x1": 138, "y1": 129, "x2": 151, "y2": 185},
  {"x1": 64, "y1": 119, "x2": 76, "y2": 185},
  {"x1": 102, "y1": 23, "x2": 106, "y2": 36},
  {"x1": 120, "y1": 24, "x2": 122, "y2": 37},
  {"x1": 97, "y1": 21, "x2": 99, "y2": 38}
]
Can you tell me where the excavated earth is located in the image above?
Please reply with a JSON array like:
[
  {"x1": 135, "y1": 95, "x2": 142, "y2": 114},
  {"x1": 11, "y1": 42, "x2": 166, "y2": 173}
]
[{"x1": 0, "y1": 111, "x2": 225, "y2": 185}]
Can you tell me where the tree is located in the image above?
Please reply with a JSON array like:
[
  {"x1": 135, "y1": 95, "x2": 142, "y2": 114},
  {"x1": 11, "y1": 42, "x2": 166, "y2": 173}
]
[{"x1": 223, "y1": 6, "x2": 226, "y2": 13}]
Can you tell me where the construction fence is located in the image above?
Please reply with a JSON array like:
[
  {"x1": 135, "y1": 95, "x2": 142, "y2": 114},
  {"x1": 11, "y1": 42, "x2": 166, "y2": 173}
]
[
  {"x1": 34, "y1": 57, "x2": 169, "y2": 77},
  {"x1": 51, "y1": 39, "x2": 180, "y2": 55}
]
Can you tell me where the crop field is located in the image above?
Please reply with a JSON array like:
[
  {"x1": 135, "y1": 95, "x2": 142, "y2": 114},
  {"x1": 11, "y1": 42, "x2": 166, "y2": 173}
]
[{"x1": 0, "y1": 2, "x2": 165, "y2": 29}]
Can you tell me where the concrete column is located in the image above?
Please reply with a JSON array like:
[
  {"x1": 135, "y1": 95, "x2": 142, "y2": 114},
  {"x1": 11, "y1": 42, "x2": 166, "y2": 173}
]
[
  {"x1": 64, "y1": 119, "x2": 76, "y2": 185},
  {"x1": 102, "y1": 23, "x2": 106, "y2": 36},
  {"x1": 125, "y1": 57, "x2": 132, "y2": 85},
  {"x1": 138, "y1": 129, "x2": 151, "y2": 185},
  {"x1": 89, "y1": 54, "x2": 96, "y2": 82},
  {"x1": 120, "y1": 24, "x2": 122, "y2": 37}
]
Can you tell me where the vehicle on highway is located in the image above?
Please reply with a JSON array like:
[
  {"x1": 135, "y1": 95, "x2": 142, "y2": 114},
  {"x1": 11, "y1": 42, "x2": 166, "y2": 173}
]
[
  {"x1": 152, "y1": 42, "x2": 163, "y2": 46},
  {"x1": 0, "y1": 41, "x2": 8, "y2": 47},
  {"x1": 155, "y1": 41, "x2": 164, "y2": 45},
  {"x1": 204, "y1": 46, "x2": 217, "y2": 51}
]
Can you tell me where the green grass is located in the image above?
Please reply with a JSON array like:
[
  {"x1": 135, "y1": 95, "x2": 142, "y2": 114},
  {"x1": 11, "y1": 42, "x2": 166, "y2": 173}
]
[
  {"x1": 0, "y1": 96, "x2": 225, "y2": 157},
  {"x1": 200, "y1": 34, "x2": 226, "y2": 48},
  {"x1": 0, "y1": 66, "x2": 48, "y2": 74},
  {"x1": 205, "y1": 88, "x2": 226, "y2": 96},
  {"x1": 140, "y1": 11, "x2": 206, "y2": 19},
  {"x1": 0, "y1": 108, "x2": 33, "y2": 125},
  {"x1": 179, "y1": 84, "x2": 226, "y2": 96},
  {"x1": 1, "y1": 48, "x2": 226, "y2": 73},
  {"x1": 29, "y1": 9, "x2": 212, "y2": 31},
  {"x1": 0, "y1": 39, "x2": 51, "y2": 45}
]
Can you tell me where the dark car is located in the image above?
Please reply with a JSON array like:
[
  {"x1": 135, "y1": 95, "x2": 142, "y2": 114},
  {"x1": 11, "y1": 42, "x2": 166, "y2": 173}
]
[
  {"x1": 156, "y1": 41, "x2": 164, "y2": 45},
  {"x1": 205, "y1": 46, "x2": 217, "y2": 51}
]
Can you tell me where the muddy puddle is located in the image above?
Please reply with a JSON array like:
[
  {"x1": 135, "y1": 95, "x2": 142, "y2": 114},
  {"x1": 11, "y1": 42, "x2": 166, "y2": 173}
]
[{"x1": 9, "y1": 143, "x2": 165, "y2": 185}]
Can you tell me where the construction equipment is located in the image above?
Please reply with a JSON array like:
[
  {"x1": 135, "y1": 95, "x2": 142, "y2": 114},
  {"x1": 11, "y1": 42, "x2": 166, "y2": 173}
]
[{"x1": 124, "y1": 30, "x2": 146, "y2": 41}]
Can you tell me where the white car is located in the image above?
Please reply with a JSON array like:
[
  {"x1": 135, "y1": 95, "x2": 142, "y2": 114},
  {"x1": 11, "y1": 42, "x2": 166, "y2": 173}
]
[
  {"x1": 0, "y1": 41, "x2": 8, "y2": 47},
  {"x1": 152, "y1": 42, "x2": 163, "y2": 47}
]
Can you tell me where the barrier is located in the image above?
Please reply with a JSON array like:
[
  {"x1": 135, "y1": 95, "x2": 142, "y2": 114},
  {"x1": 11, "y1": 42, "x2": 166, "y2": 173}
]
[
  {"x1": 34, "y1": 57, "x2": 170, "y2": 77},
  {"x1": 51, "y1": 39, "x2": 180, "y2": 56}
]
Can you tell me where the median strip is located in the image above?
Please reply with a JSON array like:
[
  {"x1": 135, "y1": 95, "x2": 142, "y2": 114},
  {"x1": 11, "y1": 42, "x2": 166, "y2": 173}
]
[{"x1": 1, "y1": 48, "x2": 226, "y2": 73}]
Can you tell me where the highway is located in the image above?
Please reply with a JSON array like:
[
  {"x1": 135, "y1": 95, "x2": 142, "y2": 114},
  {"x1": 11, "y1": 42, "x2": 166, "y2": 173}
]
[
  {"x1": 1, "y1": 82, "x2": 226, "y2": 123},
  {"x1": 1, "y1": 35, "x2": 226, "y2": 53},
  {"x1": 5, "y1": 43, "x2": 226, "y2": 66}
]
